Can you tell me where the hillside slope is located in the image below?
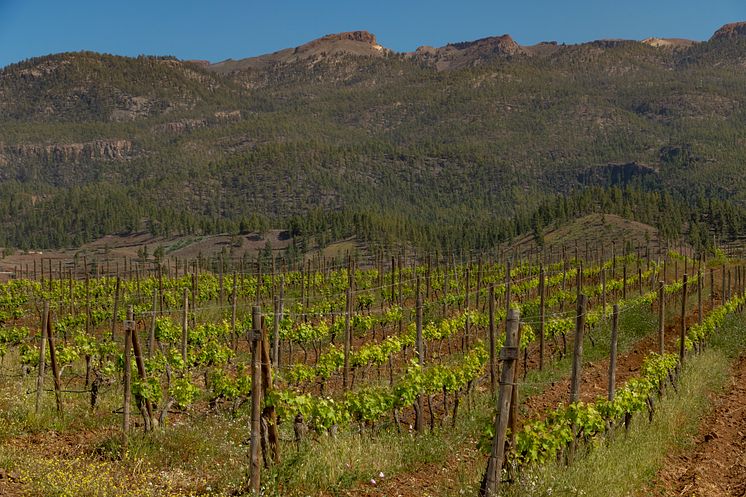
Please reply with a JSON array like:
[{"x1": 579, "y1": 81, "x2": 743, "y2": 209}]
[{"x1": 1, "y1": 24, "x2": 746, "y2": 252}]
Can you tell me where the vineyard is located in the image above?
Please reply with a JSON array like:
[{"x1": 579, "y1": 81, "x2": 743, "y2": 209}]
[{"x1": 0, "y1": 244, "x2": 744, "y2": 496}]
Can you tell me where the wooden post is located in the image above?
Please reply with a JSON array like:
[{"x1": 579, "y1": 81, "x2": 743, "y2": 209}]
[
  {"x1": 697, "y1": 269, "x2": 702, "y2": 326},
  {"x1": 622, "y1": 264, "x2": 627, "y2": 299},
  {"x1": 249, "y1": 306, "x2": 262, "y2": 494},
  {"x1": 476, "y1": 255, "x2": 483, "y2": 311},
  {"x1": 415, "y1": 281, "x2": 424, "y2": 433},
  {"x1": 722, "y1": 265, "x2": 726, "y2": 304},
  {"x1": 231, "y1": 273, "x2": 238, "y2": 351},
  {"x1": 560, "y1": 260, "x2": 567, "y2": 314},
  {"x1": 274, "y1": 280, "x2": 284, "y2": 368},
  {"x1": 658, "y1": 281, "x2": 665, "y2": 355},
  {"x1": 343, "y1": 287, "x2": 352, "y2": 391},
  {"x1": 46, "y1": 310, "x2": 63, "y2": 414},
  {"x1": 122, "y1": 310, "x2": 132, "y2": 450},
  {"x1": 111, "y1": 276, "x2": 121, "y2": 341},
  {"x1": 539, "y1": 265, "x2": 545, "y2": 370},
  {"x1": 570, "y1": 295, "x2": 587, "y2": 404},
  {"x1": 181, "y1": 289, "x2": 189, "y2": 363},
  {"x1": 398, "y1": 253, "x2": 403, "y2": 307},
  {"x1": 601, "y1": 268, "x2": 607, "y2": 320},
  {"x1": 608, "y1": 305, "x2": 619, "y2": 401},
  {"x1": 148, "y1": 289, "x2": 157, "y2": 358},
  {"x1": 488, "y1": 284, "x2": 496, "y2": 395},
  {"x1": 443, "y1": 260, "x2": 449, "y2": 317},
  {"x1": 568, "y1": 294, "x2": 587, "y2": 464},
  {"x1": 260, "y1": 319, "x2": 280, "y2": 465},
  {"x1": 680, "y1": 275, "x2": 688, "y2": 364},
  {"x1": 509, "y1": 322, "x2": 521, "y2": 448},
  {"x1": 464, "y1": 266, "x2": 471, "y2": 349},
  {"x1": 35, "y1": 302, "x2": 49, "y2": 415},
  {"x1": 390, "y1": 257, "x2": 396, "y2": 306},
  {"x1": 130, "y1": 308, "x2": 154, "y2": 431},
  {"x1": 479, "y1": 309, "x2": 520, "y2": 497},
  {"x1": 219, "y1": 255, "x2": 224, "y2": 307},
  {"x1": 505, "y1": 260, "x2": 512, "y2": 313},
  {"x1": 426, "y1": 253, "x2": 432, "y2": 299},
  {"x1": 638, "y1": 267, "x2": 643, "y2": 296},
  {"x1": 158, "y1": 264, "x2": 164, "y2": 314}
]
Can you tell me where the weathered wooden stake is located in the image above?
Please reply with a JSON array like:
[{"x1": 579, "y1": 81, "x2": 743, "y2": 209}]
[
  {"x1": 570, "y1": 295, "x2": 587, "y2": 404},
  {"x1": 505, "y1": 260, "x2": 512, "y2": 313},
  {"x1": 539, "y1": 265, "x2": 546, "y2": 370},
  {"x1": 231, "y1": 273, "x2": 238, "y2": 351},
  {"x1": 249, "y1": 306, "x2": 262, "y2": 494},
  {"x1": 122, "y1": 310, "x2": 132, "y2": 451},
  {"x1": 680, "y1": 275, "x2": 688, "y2": 364},
  {"x1": 260, "y1": 318, "x2": 280, "y2": 465},
  {"x1": 488, "y1": 284, "x2": 496, "y2": 395},
  {"x1": 343, "y1": 287, "x2": 352, "y2": 391},
  {"x1": 658, "y1": 281, "x2": 665, "y2": 355},
  {"x1": 697, "y1": 269, "x2": 702, "y2": 326},
  {"x1": 479, "y1": 308, "x2": 520, "y2": 497},
  {"x1": 602, "y1": 268, "x2": 607, "y2": 320},
  {"x1": 111, "y1": 276, "x2": 121, "y2": 340},
  {"x1": 608, "y1": 305, "x2": 619, "y2": 401},
  {"x1": 130, "y1": 308, "x2": 155, "y2": 431},
  {"x1": 35, "y1": 302, "x2": 49, "y2": 415},
  {"x1": 45, "y1": 309, "x2": 63, "y2": 415},
  {"x1": 415, "y1": 280, "x2": 424, "y2": 433},
  {"x1": 568, "y1": 294, "x2": 587, "y2": 464},
  {"x1": 148, "y1": 289, "x2": 157, "y2": 358}
]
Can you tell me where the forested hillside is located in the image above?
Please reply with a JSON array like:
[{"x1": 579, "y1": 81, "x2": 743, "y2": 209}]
[{"x1": 1, "y1": 24, "x2": 746, "y2": 252}]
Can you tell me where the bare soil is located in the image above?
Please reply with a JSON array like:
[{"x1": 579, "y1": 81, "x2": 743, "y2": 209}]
[{"x1": 651, "y1": 353, "x2": 746, "y2": 497}]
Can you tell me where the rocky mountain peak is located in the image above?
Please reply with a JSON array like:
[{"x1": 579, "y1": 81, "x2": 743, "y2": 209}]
[
  {"x1": 308, "y1": 31, "x2": 378, "y2": 47},
  {"x1": 412, "y1": 33, "x2": 524, "y2": 71},
  {"x1": 208, "y1": 30, "x2": 387, "y2": 73},
  {"x1": 711, "y1": 22, "x2": 746, "y2": 41}
]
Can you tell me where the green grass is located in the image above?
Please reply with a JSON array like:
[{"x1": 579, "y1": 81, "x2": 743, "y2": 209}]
[{"x1": 262, "y1": 396, "x2": 493, "y2": 496}]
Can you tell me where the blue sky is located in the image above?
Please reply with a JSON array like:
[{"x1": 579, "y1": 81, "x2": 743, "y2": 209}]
[{"x1": 0, "y1": 0, "x2": 744, "y2": 67}]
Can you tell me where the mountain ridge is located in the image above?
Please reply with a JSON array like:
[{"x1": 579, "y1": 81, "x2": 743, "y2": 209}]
[{"x1": 192, "y1": 23, "x2": 742, "y2": 73}]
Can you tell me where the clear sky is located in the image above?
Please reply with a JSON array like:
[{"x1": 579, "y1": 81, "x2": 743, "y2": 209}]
[{"x1": 0, "y1": 0, "x2": 744, "y2": 68}]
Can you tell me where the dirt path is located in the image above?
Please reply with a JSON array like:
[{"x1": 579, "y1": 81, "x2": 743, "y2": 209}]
[{"x1": 651, "y1": 354, "x2": 746, "y2": 497}]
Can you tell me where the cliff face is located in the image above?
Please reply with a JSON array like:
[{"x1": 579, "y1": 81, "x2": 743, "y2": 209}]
[
  {"x1": 1, "y1": 140, "x2": 134, "y2": 163},
  {"x1": 156, "y1": 110, "x2": 242, "y2": 134}
]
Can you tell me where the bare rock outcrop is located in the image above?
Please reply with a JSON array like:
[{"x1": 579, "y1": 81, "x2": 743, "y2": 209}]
[
  {"x1": 412, "y1": 34, "x2": 525, "y2": 71},
  {"x1": 711, "y1": 22, "x2": 746, "y2": 41},
  {"x1": 3, "y1": 139, "x2": 134, "y2": 163}
]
